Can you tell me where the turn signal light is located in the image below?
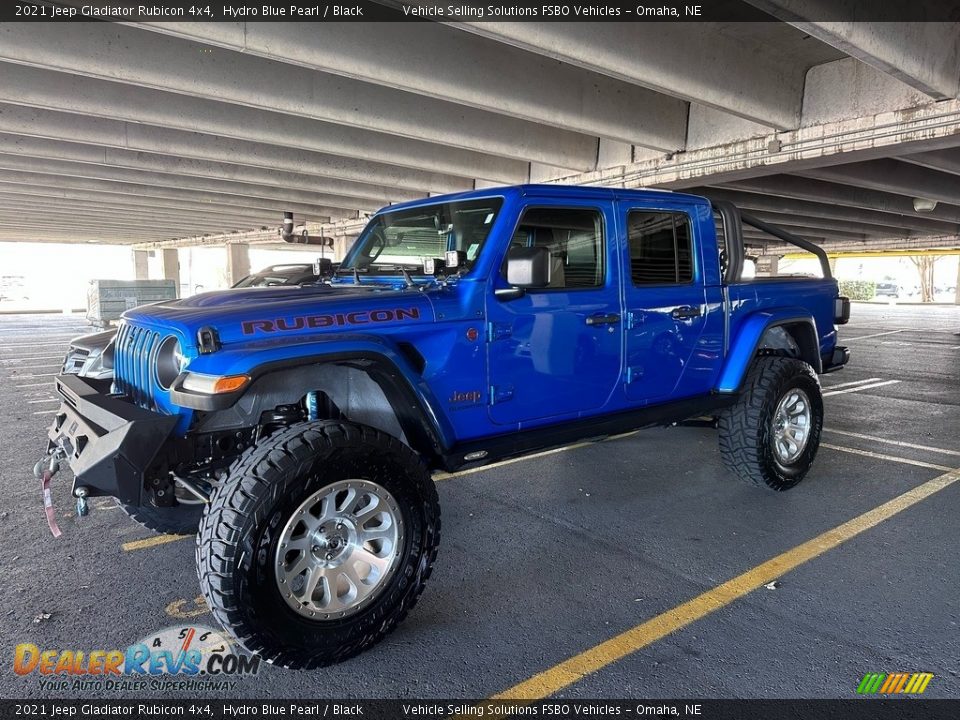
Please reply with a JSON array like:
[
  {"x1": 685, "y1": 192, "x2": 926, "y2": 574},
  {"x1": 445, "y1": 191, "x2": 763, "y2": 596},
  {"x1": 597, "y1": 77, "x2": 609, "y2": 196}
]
[
  {"x1": 213, "y1": 375, "x2": 249, "y2": 393},
  {"x1": 181, "y1": 372, "x2": 250, "y2": 394}
]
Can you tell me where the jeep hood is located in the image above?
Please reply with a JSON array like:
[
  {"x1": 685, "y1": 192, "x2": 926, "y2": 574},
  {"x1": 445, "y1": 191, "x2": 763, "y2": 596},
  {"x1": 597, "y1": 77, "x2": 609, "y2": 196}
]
[{"x1": 122, "y1": 284, "x2": 436, "y2": 347}]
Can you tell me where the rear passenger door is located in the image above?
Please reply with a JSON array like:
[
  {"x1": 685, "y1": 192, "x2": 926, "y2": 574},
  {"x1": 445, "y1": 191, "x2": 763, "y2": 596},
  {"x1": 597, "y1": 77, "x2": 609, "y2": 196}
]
[
  {"x1": 487, "y1": 202, "x2": 622, "y2": 425},
  {"x1": 621, "y1": 205, "x2": 711, "y2": 403}
]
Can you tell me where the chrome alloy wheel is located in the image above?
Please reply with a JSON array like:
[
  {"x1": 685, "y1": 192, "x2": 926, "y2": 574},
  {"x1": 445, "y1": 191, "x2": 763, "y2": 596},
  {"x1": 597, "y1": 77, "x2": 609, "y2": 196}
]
[
  {"x1": 274, "y1": 479, "x2": 405, "y2": 620},
  {"x1": 772, "y1": 388, "x2": 812, "y2": 465}
]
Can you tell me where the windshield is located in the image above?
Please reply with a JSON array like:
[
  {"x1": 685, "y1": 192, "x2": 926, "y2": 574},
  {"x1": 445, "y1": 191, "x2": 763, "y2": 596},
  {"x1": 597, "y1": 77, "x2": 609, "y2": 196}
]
[{"x1": 341, "y1": 198, "x2": 503, "y2": 274}]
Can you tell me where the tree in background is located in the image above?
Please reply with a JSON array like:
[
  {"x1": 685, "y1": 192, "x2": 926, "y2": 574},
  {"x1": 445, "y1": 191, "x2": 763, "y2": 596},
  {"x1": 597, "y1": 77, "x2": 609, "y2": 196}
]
[{"x1": 908, "y1": 255, "x2": 942, "y2": 302}]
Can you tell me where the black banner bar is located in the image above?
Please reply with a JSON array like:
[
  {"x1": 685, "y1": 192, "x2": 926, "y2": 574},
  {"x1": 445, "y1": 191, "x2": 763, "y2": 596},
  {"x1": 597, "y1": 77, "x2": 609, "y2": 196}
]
[
  {"x1": 1, "y1": 700, "x2": 958, "y2": 720},
  {"x1": 4, "y1": 0, "x2": 959, "y2": 23}
]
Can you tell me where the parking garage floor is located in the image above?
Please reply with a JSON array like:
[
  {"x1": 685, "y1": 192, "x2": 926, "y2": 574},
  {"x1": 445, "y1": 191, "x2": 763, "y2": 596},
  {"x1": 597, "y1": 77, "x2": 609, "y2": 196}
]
[{"x1": 1, "y1": 304, "x2": 958, "y2": 700}]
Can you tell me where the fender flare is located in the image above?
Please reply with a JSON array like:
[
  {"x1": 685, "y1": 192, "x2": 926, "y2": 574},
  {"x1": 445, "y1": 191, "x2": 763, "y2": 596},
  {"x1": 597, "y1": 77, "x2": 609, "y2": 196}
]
[
  {"x1": 716, "y1": 310, "x2": 821, "y2": 393},
  {"x1": 170, "y1": 333, "x2": 454, "y2": 456}
]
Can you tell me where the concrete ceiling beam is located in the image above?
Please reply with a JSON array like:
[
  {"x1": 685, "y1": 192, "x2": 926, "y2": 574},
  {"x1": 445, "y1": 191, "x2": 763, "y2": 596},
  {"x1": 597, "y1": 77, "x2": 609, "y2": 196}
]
[
  {"x1": 697, "y1": 186, "x2": 960, "y2": 235},
  {"x1": 745, "y1": 1, "x2": 960, "y2": 99},
  {"x1": 798, "y1": 159, "x2": 960, "y2": 207},
  {"x1": 0, "y1": 200, "x2": 273, "y2": 232},
  {"x1": 130, "y1": 21, "x2": 687, "y2": 151},
  {"x1": 0, "y1": 103, "x2": 468, "y2": 195},
  {"x1": 0, "y1": 131, "x2": 425, "y2": 205},
  {"x1": 0, "y1": 23, "x2": 598, "y2": 170},
  {"x1": 0, "y1": 188, "x2": 296, "y2": 225},
  {"x1": 0, "y1": 170, "x2": 346, "y2": 221},
  {"x1": 0, "y1": 63, "x2": 526, "y2": 184},
  {"x1": 452, "y1": 21, "x2": 804, "y2": 129},
  {"x1": 721, "y1": 175, "x2": 960, "y2": 224},
  {"x1": 0, "y1": 153, "x2": 383, "y2": 213}
]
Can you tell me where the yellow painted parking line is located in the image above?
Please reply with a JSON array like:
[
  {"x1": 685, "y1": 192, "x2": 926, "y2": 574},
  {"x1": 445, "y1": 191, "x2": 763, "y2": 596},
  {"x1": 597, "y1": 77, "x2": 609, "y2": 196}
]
[
  {"x1": 165, "y1": 595, "x2": 210, "y2": 619},
  {"x1": 823, "y1": 428, "x2": 960, "y2": 457},
  {"x1": 492, "y1": 463, "x2": 960, "y2": 700},
  {"x1": 121, "y1": 534, "x2": 190, "y2": 552}
]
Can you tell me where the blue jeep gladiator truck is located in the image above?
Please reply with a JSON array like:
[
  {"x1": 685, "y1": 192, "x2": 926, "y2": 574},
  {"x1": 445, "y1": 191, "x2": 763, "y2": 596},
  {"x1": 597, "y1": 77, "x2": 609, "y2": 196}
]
[{"x1": 41, "y1": 184, "x2": 849, "y2": 668}]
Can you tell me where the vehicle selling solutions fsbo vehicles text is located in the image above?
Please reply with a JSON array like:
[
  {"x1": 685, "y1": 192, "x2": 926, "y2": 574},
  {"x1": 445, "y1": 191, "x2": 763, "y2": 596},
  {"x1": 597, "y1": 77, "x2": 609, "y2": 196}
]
[{"x1": 400, "y1": 5, "x2": 702, "y2": 17}]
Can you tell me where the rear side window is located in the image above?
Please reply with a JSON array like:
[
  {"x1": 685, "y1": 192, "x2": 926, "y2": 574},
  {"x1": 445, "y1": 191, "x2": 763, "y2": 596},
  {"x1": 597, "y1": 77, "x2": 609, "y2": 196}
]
[
  {"x1": 511, "y1": 207, "x2": 604, "y2": 289},
  {"x1": 628, "y1": 211, "x2": 694, "y2": 285}
]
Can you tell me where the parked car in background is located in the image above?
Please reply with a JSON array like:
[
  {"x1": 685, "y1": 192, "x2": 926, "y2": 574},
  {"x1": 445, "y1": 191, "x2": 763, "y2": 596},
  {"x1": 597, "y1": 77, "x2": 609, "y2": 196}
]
[
  {"x1": 875, "y1": 281, "x2": 899, "y2": 298},
  {"x1": 61, "y1": 262, "x2": 333, "y2": 378},
  {"x1": 232, "y1": 263, "x2": 323, "y2": 288}
]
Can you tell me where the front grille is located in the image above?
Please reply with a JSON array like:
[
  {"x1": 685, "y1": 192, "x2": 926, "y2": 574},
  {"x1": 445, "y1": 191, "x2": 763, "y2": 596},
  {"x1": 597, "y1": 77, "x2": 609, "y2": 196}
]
[{"x1": 114, "y1": 322, "x2": 162, "y2": 411}]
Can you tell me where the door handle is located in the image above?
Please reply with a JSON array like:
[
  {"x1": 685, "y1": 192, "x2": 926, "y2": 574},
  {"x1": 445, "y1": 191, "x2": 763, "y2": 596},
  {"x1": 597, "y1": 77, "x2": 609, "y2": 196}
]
[
  {"x1": 670, "y1": 305, "x2": 702, "y2": 320},
  {"x1": 585, "y1": 313, "x2": 621, "y2": 326}
]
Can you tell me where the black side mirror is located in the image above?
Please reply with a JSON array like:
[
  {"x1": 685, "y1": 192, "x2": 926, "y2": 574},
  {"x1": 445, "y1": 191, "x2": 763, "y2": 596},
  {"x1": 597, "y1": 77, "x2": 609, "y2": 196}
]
[{"x1": 506, "y1": 246, "x2": 551, "y2": 288}]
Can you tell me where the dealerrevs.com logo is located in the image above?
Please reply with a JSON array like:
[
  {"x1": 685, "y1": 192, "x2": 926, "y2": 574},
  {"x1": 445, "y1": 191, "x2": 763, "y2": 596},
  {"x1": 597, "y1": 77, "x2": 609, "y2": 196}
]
[{"x1": 13, "y1": 625, "x2": 260, "y2": 692}]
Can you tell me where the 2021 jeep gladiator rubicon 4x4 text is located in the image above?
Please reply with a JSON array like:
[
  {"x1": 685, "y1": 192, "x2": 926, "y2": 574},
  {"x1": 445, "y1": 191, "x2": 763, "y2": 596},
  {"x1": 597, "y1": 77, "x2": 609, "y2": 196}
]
[{"x1": 40, "y1": 185, "x2": 849, "y2": 668}]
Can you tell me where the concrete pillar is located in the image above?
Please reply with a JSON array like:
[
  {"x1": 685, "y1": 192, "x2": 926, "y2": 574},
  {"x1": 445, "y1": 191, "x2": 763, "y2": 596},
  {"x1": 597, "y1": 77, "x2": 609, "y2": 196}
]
[
  {"x1": 133, "y1": 249, "x2": 149, "y2": 280},
  {"x1": 226, "y1": 243, "x2": 251, "y2": 287},
  {"x1": 955, "y1": 257, "x2": 960, "y2": 306},
  {"x1": 160, "y1": 248, "x2": 180, "y2": 297}
]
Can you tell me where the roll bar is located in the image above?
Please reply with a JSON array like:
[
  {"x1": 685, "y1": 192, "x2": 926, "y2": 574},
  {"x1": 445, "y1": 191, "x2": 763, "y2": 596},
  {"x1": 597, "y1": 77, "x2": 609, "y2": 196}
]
[{"x1": 711, "y1": 201, "x2": 833, "y2": 280}]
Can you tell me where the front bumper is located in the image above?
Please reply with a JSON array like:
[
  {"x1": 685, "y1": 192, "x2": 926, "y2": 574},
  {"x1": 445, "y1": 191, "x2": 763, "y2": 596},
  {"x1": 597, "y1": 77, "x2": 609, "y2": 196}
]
[{"x1": 46, "y1": 374, "x2": 177, "y2": 505}]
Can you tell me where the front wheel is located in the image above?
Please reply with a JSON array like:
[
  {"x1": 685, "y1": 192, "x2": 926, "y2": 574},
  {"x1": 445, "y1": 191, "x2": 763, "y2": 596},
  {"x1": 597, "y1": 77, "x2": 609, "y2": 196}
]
[
  {"x1": 196, "y1": 420, "x2": 440, "y2": 669},
  {"x1": 718, "y1": 356, "x2": 823, "y2": 491}
]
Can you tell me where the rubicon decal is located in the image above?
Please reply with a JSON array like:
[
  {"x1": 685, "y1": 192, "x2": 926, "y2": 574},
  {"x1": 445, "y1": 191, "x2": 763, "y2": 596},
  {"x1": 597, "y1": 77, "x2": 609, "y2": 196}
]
[{"x1": 242, "y1": 307, "x2": 421, "y2": 335}]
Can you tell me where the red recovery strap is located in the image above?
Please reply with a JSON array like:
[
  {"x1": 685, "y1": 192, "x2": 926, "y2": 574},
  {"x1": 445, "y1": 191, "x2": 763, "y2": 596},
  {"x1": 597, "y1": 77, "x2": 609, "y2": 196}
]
[{"x1": 41, "y1": 470, "x2": 62, "y2": 538}]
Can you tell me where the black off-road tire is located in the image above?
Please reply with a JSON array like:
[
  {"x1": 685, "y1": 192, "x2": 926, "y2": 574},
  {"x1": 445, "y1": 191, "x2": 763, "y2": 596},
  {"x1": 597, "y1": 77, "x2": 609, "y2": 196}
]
[
  {"x1": 197, "y1": 420, "x2": 440, "y2": 669},
  {"x1": 718, "y1": 356, "x2": 823, "y2": 491},
  {"x1": 117, "y1": 500, "x2": 203, "y2": 535}
]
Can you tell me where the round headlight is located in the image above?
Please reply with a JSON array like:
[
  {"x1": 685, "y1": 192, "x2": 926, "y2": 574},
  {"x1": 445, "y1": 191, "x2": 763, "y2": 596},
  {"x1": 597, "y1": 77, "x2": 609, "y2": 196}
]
[{"x1": 156, "y1": 336, "x2": 186, "y2": 389}]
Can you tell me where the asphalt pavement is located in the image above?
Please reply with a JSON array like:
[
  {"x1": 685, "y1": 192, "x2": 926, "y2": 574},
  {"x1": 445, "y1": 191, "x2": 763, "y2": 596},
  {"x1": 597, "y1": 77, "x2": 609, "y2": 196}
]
[{"x1": 0, "y1": 303, "x2": 957, "y2": 700}]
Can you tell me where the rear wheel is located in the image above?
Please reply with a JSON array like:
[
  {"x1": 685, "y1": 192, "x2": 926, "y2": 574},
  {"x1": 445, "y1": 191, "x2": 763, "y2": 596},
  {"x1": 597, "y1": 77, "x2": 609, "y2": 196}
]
[
  {"x1": 718, "y1": 356, "x2": 823, "y2": 491},
  {"x1": 197, "y1": 420, "x2": 440, "y2": 668}
]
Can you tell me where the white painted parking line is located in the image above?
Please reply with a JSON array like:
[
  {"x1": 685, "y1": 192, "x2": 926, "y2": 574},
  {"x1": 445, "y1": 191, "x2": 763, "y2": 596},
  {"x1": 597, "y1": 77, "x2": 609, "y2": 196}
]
[
  {"x1": 13, "y1": 373, "x2": 57, "y2": 379},
  {"x1": 32, "y1": 410, "x2": 53, "y2": 416},
  {"x1": 17, "y1": 381, "x2": 54, "y2": 388},
  {"x1": 1, "y1": 342, "x2": 72, "y2": 349},
  {"x1": 820, "y1": 443, "x2": 953, "y2": 472},
  {"x1": 822, "y1": 379, "x2": 900, "y2": 397},
  {"x1": 27, "y1": 398, "x2": 58, "y2": 404},
  {"x1": 843, "y1": 329, "x2": 906, "y2": 341},
  {"x1": 821, "y1": 377, "x2": 881, "y2": 391},
  {"x1": 0, "y1": 356, "x2": 63, "y2": 363},
  {"x1": 823, "y1": 428, "x2": 960, "y2": 457}
]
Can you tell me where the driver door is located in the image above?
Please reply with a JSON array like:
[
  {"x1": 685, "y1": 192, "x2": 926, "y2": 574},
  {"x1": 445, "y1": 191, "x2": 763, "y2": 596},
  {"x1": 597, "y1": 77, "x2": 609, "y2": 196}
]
[{"x1": 486, "y1": 202, "x2": 622, "y2": 425}]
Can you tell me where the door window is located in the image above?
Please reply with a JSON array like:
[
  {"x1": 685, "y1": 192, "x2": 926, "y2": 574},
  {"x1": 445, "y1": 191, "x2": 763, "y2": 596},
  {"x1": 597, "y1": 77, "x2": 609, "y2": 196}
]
[
  {"x1": 510, "y1": 207, "x2": 604, "y2": 289},
  {"x1": 628, "y1": 211, "x2": 694, "y2": 285}
]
